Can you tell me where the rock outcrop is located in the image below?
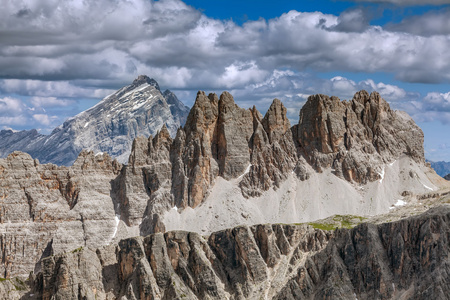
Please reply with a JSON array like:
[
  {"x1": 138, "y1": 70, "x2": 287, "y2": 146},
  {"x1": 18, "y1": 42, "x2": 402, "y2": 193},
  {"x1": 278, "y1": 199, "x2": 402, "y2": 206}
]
[
  {"x1": 28, "y1": 205, "x2": 450, "y2": 300},
  {"x1": 0, "y1": 151, "x2": 121, "y2": 278},
  {"x1": 298, "y1": 91, "x2": 424, "y2": 183},
  {"x1": 121, "y1": 90, "x2": 425, "y2": 225},
  {"x1": 0, "y1": 75, "x2": 190, "y2": 165},
  {"x1": 0, "y1": 89, "x2": 435, "y2": 281}
]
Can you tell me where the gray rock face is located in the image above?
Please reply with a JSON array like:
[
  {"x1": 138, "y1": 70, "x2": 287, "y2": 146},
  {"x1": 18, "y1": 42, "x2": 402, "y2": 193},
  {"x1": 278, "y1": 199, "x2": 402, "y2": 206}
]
[
  {"x1": 122, "y1": 89, "x2": 424, "y2": 223},
  {"x1": 298, "y1": 90, "x2": 424, "y2": 183},
  {"x1": 29, "y1": 206, "x2": 450, "y2": 300},
  {"x1": 445, "y1": 174, "x2": 450, "y2": 180},
  {"x1": 0, "y1": 75, "x2": 190, "y2": 166},
  {"x1": 0, "y1": 151, "x2": 121, "y2": 278},
  {"x1": 0, "y1": 89, "x2": 429, "y2": 282}
]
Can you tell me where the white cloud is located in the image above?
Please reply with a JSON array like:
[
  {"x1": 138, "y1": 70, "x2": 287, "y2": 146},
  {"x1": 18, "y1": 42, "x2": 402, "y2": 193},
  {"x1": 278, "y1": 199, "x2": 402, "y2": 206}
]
[
  {"x1": 0, "y1": 96, "x2": 71, "y2": 132},
  {"x1": 359, "y1": 80, "x2": 410, "y2": 101},
  {"x1": 32, "y1": 114, "x2": 52, "y2": 126},
  {"x1": 219, "y1": 61, "x2": 269, "y2": 88},
  {"x1": 219, "y1": 70, "x2": 430, "y2": 125},
  {"x1": 0, "y1": 79, "x2": 114, "y2": 99},
  {"x1": 30, "y1": 97, "x2": 75, "y2": 108},
  {"x1": 0, "y1": 97, "x2": 24, "y2": 113},
  {"x1": 0, "y1": 116, "x2": 27, "y2": 125},
  {"x1": 1, "y1": 0, "x2": 450, "y2": 87},
  {"x1": 423, "y1": 92, "x2": 450, "y2": 111},
  {"x1": 386, "y1": 9, "x2": 450, "y2": 36}
]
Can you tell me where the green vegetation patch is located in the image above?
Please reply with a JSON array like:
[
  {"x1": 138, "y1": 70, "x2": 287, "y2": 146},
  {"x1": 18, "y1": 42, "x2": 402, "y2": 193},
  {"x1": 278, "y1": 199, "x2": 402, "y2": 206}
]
[
  {"x1": 72, "y1": 246, "x2": 84, "y2": 253},
  {"x1": 308, "y1": 222, "x2": 337, "y2": 231},
  {"x1": 0, "y1": 277, "x2": 28, "y2": 291},
  {"x1": 308, "y1": 215, "x2": 367, "y2": 231}
]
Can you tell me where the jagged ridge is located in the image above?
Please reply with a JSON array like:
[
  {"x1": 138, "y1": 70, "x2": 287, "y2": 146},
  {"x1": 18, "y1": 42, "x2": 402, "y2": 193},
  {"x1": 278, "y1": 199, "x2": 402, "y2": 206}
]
[
  {"x1": 121, "y1": 90, "x2": 426, "y2": 232},
  {"x1": 0, "y1": 75, "x2": 190, "y2": 166},
  {"x1": 0, "y1": 89, "x2": 436, "y2": 281},
  {"x1": 28, "y1": 206, "x2": 450, "y2": 300}
]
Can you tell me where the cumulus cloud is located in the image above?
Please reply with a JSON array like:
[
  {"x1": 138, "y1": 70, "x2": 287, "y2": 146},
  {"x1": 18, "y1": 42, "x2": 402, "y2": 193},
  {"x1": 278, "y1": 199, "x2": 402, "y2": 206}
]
[
  {"x1": 0, "y1": 79, "x2": 113, "y2": 98},
  {"x1": 0, "y1": 95, "x2": 75, "y2": 132},
  {"x1": 1, "y1": 0, "x2": 450, "y2": 87},
  {"x1": 0, "y1": 97, "x2": 24, "y2": 114},
  {"x1": 423, "y1": 92, "x2": 450, "y2": 111},
  {"x1": 386, "y1": 8, "x2": 450, "y2": 36},
  {"x1": 32, "y1": 114, "x2": 53, "y2": 126},
  {"x1": 0, "y1": 116, "x2": 28, "y2": 126},
  {"x1": 0, "y1": 97, "x2": 27, "y2": 127},
  {"x1": 212, "y1": 70, "x2": 422, "y2": 123},
  {"x1": 30, "y1": 97, "x2": 75, "y2": 108},
  {"x1": 327, "y1": 8, "x2": 370, "y2": 32}
]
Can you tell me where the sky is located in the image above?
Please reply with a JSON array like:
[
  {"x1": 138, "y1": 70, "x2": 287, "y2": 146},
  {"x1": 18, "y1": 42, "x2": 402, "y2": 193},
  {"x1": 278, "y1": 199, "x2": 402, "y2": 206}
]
[{"x1": 1, "y1": 0, "x2": 450, "y2": 161}]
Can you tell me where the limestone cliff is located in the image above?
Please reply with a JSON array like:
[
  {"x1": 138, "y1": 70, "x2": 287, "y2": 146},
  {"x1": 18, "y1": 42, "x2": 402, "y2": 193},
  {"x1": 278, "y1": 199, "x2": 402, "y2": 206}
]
[
  {"x1": 28, "y1": 205, "x2": 450, "y2": 300},
  {"x1": 120, "y1": 90, "x2": 426, "y2": 235},
  {"x1": 0, "y1": 89, "x2": 436, "y2": 282},
  {"x1": 298, "y1": 91, "x2": 424, "y2": 183},
  {"x1": 0, "y1": 151, "x2": 121, "y2": 278}
]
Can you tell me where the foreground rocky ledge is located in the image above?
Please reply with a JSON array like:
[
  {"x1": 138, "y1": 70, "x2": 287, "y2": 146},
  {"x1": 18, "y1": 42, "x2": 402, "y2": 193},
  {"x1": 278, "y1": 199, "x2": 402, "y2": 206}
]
[{"x1": 16, "y1": 205, "x2": 448, "y2": 300}]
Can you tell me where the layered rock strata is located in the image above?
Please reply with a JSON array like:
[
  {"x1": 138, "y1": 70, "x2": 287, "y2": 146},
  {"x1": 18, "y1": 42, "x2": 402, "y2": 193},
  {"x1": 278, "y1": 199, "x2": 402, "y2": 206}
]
[
  {"x1": 120, "y1": 90, "x2": 425, "y2": 233},
  {"x1": 0, "y1": 151, "x2": 121, "y2": 278},
  {"x1": 0, "y1": 89, "x2": 432, "y2": 280},
  {"x1": 28, "y1": 205, "x2": 450, "y2": 300},
  {"x1": 298, "y1": 91, "x2": 424, "y2": 183}
]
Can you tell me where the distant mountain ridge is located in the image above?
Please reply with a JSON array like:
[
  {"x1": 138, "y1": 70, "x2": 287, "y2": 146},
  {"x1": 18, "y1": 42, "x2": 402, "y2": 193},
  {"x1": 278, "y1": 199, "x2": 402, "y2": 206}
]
[
  {"x1": 428, "y1": 160, "x2": 450, "y2": 177},
  {"x1": 0, "y1": 75, "x2": 190, "y2": 165}
]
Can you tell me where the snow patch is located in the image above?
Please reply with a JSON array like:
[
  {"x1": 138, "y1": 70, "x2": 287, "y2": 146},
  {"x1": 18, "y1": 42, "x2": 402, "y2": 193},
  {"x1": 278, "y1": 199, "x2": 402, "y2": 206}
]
[
  {"x1": 172, "y1": 206, "x2": 178, "y2": 212},
  {"x1": 112, "y1": 215, "x2": 120, "y2": 239},
  {"x1": 238, "y1": 164, "x2": 252, "y2": 179},
  {"x1": 95, "y1": 152, "x2": 104, "y2": 157},
  {"x1": 389, "y1": 160, "x2": 396, "y2": 167},
  {"x1": 133, "y1": 101, "x2": 146, "y2": 110},
  {"x1": 84, "y1": 122, "x2": 89, "y2": 128},
  {"x1": 378, "y1": 167, "x2": 385, "y2": 184},
  {"x1": 123, "y1": 83, "x2": 150, "y2": 98},
  {"x1": 389, "y1": 199, "x2": 406, "y2": 209},
  {"x1": 421, "y1": 182, "x2": 434, "y2": 191}
]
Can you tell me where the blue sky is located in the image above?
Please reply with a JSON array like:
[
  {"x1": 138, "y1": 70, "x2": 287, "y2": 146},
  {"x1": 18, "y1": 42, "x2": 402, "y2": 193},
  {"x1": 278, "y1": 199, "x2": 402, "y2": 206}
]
[{"x1": 1, "y1": 0, "x2": 450, "y2": 161}]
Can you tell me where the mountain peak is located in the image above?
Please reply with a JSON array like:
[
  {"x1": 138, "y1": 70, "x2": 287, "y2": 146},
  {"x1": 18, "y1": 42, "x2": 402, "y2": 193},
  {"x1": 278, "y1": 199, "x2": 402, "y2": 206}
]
[{"x1": 132, "y1": 75, "x2": 160, "y2": 91}]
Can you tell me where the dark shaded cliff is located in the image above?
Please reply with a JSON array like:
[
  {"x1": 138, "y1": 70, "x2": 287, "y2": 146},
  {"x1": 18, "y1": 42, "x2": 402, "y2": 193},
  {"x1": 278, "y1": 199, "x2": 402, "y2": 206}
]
[{"x1": 25, "y1": 205, "x2": 449, "y2": 300}]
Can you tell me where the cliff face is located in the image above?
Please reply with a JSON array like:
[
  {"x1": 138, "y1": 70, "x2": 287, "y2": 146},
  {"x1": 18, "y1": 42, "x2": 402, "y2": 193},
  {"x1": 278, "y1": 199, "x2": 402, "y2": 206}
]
[
  {"x1": 0, "y1": 151, "x2": 121, "y2": 278},
  {"x1": 0, "y1": 90, "x2": 435, "y2": 280},
  {"x1": 29, "y1": 205, "x2": 450, "y2": 300},
  {"x1": 120, "y1": 90, "x2": 427, "y2": 234},
  {"x1": 298, "y1": 91, "x2": 424, "y2": 183},
  {"x1": 130, "y1": 89, "x2": 424, "y2": 204}
]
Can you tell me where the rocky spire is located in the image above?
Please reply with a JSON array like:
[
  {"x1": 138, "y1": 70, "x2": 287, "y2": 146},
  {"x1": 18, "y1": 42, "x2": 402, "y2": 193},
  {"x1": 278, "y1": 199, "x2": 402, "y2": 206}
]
[
  {"x1": 132, "y1": 75, "x2": 160, "y2": 91},
  {"x1": 262, "y1": 98, "x2": 291, "y2": 143}
]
